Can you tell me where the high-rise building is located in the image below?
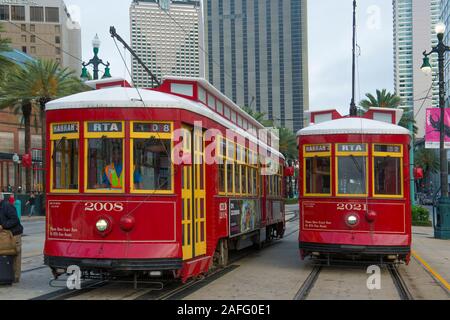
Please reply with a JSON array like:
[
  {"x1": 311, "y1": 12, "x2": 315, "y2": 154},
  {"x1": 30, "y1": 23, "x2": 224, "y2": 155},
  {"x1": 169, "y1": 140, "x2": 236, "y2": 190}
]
[
  {"x1": 203, "y1": 0, "x2": 309, "y2": 132},
  {"x1": 0, "y1": 0, "x2": 82, "y2": 74},
  {"x1": 441, "y1": 0, "x2": 450, "y2": 108},
  {"x1": 393, "y1": 0, "x2": 440, "y2": 138},
  {"x1": 130, "y1": 0, "x2": 202, "y2": 88}
]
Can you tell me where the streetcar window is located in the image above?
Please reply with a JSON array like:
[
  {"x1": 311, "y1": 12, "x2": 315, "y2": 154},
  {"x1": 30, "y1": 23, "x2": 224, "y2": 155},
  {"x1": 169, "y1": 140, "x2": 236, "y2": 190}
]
[
  {"x1": 373, "y1": 144, "x2": 403, "y2": 197},
  {"x1": 305, "y1": 157, "x2": 331, "y2": 195},
  {"x1": 52, "y1": 139, "x2": 79, "y2": 190},
  {"x1": 133, "y1": 139, "x2": 171, "y2": 191},
  {"x1": 337, "y1": 156, "x2": 367, "y2": 195},
  {"x1": 87, "y1": 138, "x2": 124, "y2": 191},
  {"x1": 374, "y1": 157, "x2": 402, "y2": 196}
]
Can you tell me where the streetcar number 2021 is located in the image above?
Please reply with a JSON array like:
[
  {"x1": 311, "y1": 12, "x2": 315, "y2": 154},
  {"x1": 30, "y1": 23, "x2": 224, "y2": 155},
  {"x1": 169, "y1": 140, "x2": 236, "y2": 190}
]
[
  {"x1": 85, "y1": 202, "x2": 124, "y2": 212},
  {"x1": 337, "y1": 203, "x2": 367, "y2": 211}
]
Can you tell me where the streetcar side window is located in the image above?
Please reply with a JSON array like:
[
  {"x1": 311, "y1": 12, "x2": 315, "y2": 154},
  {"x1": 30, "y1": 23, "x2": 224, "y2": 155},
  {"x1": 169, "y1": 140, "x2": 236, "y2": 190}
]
[
  {"x1": 303, "y1": 144, "x2": 331, "y2": 196},
  {"x1": 218, "y1": 137, "x2": 226, "y2": 194},
  {"x1": 87, "y1": 138, "x2": 124, "y2": 191},
  {"x1": 52, "y1": 139, "x2": 79, "y2": 190},
  {"x1": 336, "y1": 144, "x2": 368, "y2": 196},
  {"x1": 373, "y1": 144, "x2": 403, "y2": 197},
  {"x1": 130, "y1": 122, "x2": 173, "y2": 193},
  {"x1": 84, "y1": 121, "x2": 125, "y2": 193},
  {"x1": 50, "y1": 122, "x2": 80, "y2": 192},
  {"x1": 133, "y1": 139, "x2": 172, "y2": 191}
]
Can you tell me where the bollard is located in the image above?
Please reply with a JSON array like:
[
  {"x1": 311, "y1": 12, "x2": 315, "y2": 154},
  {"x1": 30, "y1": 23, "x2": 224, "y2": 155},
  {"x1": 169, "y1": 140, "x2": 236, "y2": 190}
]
[{"x1": 14, "y1": 199, "x2": 22, "y2": 221}]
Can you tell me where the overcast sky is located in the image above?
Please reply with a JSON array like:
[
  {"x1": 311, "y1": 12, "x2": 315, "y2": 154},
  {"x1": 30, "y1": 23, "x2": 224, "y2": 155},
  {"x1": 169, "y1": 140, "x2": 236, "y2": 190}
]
[{"x1": 65, "y1": 0, "x2": 394, "y2": 114}]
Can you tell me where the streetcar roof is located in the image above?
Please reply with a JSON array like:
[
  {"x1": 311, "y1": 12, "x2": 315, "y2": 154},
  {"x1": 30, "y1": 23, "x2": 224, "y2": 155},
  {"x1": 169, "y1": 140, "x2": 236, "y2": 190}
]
[
  {"x1": 46, "y1": 87, "x2": 285, "y2": 159},
  {"x1": 297, "y1": 117, "x2": 410, "y2": 136}
]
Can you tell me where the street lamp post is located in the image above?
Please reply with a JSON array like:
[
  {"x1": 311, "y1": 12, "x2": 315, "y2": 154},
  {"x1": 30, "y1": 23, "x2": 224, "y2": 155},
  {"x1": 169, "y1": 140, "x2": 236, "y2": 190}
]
[
  {"x1": 81, "y1": 34, "x2": 112, "y2": 81},
  {"x1": 421, "y1": 21, "x2": 450, "y2": 239}
]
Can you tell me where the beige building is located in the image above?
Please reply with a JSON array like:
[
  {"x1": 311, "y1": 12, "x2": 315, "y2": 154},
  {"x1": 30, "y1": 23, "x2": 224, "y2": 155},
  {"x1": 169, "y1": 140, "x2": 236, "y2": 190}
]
[{"x1": 0, "y1": 0, "x2": 82, "y2": 74}]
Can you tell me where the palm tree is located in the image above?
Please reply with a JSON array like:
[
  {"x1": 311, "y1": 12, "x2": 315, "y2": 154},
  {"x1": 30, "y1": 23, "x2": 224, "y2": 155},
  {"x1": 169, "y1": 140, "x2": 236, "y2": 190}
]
[
  {"x1": 0, "y1": 23, "x2": 13, "y2": 74},
  {"x1": 415, "y1": 147, "x2": 439, "y2": 192},
  {"x1": 277, "y1": 127, "x2": 297, "y2": 160},
  {"x1": 242, "y1": 106, "x2": 274, "y2": 127},
  {"x1": 0, "y1": 68, "x2": 34, "y2": 191},
  {"x1": 0, "y1": 59, "x2": 88, "y2": 195},
  {"x1": 359, "y1": 89, "x2": 417, "y2": 134}
]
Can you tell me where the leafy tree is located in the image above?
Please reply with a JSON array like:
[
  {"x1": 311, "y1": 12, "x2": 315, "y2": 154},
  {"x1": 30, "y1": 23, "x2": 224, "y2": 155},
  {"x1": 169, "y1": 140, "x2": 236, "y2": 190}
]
[{"x1": 359, "y1": 89, "x2": 417, "y2": 135}]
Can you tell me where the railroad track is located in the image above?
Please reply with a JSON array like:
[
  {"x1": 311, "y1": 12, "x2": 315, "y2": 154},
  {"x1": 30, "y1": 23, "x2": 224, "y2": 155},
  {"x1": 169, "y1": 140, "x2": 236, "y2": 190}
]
[
  {"x1": 293, "y1": 263, "x2": 414, "y2": 300},
  {"x1": 387, "y1": 264, "x2": 414, "y2": 300},
  {"x1": 293, "y1": 265, "x2": 322, "y2": 300}
]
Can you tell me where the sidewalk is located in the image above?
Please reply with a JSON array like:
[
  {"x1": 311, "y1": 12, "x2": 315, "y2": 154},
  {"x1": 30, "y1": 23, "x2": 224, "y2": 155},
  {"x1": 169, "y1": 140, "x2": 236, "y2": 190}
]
[{"x1": 412, "y1": 226, "x2": 450, "y2": 291}]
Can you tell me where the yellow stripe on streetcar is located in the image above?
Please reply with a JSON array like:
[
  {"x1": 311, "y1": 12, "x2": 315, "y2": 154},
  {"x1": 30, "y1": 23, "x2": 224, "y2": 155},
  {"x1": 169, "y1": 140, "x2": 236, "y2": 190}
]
[{"x1": 412, "y1": 250, "x2": 450, "y2": 292}]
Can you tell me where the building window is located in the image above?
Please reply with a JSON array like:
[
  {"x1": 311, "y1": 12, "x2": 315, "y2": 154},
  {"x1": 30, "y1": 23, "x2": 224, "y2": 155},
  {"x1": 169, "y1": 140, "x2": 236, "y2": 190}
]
[
  {"x1": 30, "y1": 46, "x2": 36, "y2": 54},
  {"x1": 55, "y1": 36, "x2": 60, "y2": 44},
  {"x1": 30, "y1": 6, "x2": 44, "y2": 22},
  {"x1": 55, "y1": 47, "x2": 61, "y2": 55},
  {"x1": 0, "y1": 5, "x2": 9, "y2": 21},
  {"x1": 30, "y1": 35, "x2": 36, "y2": 43},
  {"x1": 45, "y1": 7, "x2": 60, "y2": 23},
  {"x1": 21, "y1": 24, "x2": 26, "y2": 31},
  {"x1": 11, "y1": 6, "x2": 25, "y2": 21},
  {"x1": 22, "y1": 46, "x2": 27, "y2": 53},
  {"x1": 21, "y1": 35, "x2": 26, "y2": 42},
  {"x1": 30, "y1": 24, "x2": 35, "y2": 32},
  {"x1": 55, "y1": 25, "x2": 60, "y2": 33}
]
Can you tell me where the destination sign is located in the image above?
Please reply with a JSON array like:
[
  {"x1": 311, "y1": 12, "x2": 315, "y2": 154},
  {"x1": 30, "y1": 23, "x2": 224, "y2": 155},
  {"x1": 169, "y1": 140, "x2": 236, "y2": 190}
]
[
  {"x1": 52, "y1": 123, "x2": 78, "y2": 135},
  {"x1": 133, "y1": 123, "x2": 171, "y2": 133},
  {"x1": 337, "y1": 144, "x2": 367, "y2": 153},
  {"x1": 87, "y1": 122, "x2": 122, "y2": 133},
  {"x1": 305, "y1": 145, "x2": 330, "y2": 153},
  {"x1": 375, "y1": 145, "x2": 402, "y2": 153}
]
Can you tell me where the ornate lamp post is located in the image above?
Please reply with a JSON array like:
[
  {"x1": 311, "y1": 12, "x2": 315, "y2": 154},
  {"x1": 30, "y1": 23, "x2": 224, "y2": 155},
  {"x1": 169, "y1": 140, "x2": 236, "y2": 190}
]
[
  {"x1": 421, "y1": 21, "x2": 450, "y2": 239},
  {"x1": 81, "y1": 34, "x2": 112, "y2": 81}
]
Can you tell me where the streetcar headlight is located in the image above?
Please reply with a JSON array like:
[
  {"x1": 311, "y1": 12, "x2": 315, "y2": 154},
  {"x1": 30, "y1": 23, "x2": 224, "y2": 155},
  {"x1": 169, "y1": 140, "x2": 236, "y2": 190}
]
[
  {"x1": 346, "y1": 214, "x2": 358, "y2": 226},
  {"x1": 96, "y1": 219, "x2": 109, "y2": 232}
]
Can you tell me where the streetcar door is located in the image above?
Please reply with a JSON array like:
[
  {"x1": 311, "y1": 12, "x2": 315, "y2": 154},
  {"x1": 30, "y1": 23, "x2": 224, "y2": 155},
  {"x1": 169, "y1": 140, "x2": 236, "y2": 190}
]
[
  {"x1": 181, "y1": 126, "x2": 207, "y2": 260},
  {"x1": 193, "y1": 128, "x2": 206, "y2": 257},
  {"x1": 181, "y1": 126, "x2": 193, "y2": 260}
]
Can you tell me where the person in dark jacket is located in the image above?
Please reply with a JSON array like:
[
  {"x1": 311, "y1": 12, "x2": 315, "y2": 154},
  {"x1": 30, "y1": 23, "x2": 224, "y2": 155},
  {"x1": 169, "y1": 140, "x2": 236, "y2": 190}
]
[{"x1": 0, "y1": 193, "x2": 23, "y2": 283}]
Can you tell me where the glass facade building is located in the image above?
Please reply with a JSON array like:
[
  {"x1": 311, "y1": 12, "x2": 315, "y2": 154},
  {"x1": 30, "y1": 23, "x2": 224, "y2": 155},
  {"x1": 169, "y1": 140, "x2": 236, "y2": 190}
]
[
  {"x1": 393, "y1": 0, "x2": 440, "y2": 138},
  {"x1": 203, "y1": 0, "x2": 309, "y2": 132}
]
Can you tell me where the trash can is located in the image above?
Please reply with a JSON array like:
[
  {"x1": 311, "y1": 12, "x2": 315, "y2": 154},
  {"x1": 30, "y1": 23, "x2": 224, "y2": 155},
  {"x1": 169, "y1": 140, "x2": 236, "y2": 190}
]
[{"x1": 14, "y1": 199, "x2": 21, "y2": 221}]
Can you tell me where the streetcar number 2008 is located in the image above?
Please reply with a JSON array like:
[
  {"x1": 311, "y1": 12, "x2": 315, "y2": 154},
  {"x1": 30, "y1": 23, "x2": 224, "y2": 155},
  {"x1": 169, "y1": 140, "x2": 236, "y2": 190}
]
[
  {"x1": 85, "y1": 202, "x2": 124, "y2": 212},
  {"x1": 337, "y1": 203, "x2": 367, "y2": 211}
]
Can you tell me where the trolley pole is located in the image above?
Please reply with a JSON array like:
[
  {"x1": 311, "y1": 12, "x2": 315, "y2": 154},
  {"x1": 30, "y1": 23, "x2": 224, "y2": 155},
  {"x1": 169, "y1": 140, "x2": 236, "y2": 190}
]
[
  {"x1": 349, "y1": 0, "x2": 358, "y2": 117},
  {"x1": 422, "y1": 22, "x2": 450, "y2": 239}
]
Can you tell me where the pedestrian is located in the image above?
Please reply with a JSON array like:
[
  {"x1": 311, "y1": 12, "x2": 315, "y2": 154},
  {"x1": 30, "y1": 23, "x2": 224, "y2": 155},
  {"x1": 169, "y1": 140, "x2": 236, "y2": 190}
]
[
  {"x1": 0, "y1": 193, "x2": 23, "y2": 283},
  {"x1": 26, "y1": 192, "x2": 36, "y2": 217}
]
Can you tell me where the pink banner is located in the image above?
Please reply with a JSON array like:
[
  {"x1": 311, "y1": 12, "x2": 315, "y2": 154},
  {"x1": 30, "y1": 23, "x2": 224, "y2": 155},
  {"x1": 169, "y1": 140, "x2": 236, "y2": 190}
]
[{"x1": 425, "y1": 108, "x2": 450, "y2": 149}]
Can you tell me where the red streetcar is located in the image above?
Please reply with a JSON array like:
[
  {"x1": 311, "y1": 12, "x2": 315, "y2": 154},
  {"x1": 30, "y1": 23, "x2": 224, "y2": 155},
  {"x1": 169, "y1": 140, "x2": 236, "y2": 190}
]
[
  {"x1": 297, "y1": 108, "x2": 412, "y2": 263},
  {"x1": 43, "y1": 77, "x2": 285, "y2": 282}
]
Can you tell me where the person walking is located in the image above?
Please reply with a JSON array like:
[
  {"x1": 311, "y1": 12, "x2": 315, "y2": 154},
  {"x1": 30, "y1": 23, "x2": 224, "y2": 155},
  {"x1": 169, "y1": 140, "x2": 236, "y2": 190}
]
[
  {"x1": 26, "y1": 192, "x2": 36, "y2": 217},
  {"x1": 0, "y1": 193, "x2": 23, "y2": 283}
]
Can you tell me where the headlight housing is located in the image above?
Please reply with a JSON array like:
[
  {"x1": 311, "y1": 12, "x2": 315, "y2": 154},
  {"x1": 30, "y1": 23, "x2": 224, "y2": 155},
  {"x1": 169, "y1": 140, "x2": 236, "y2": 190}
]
[
  {"x1": 96, "y1": 219, "x2": 109, "y2": 232},
  {"x1": 346, "y1": 214, "x2": 359, "y2": 227}
]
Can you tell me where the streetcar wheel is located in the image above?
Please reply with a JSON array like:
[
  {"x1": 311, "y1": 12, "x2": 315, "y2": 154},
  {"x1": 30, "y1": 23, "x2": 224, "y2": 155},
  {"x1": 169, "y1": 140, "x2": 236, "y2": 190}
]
[{"x1": 214, "y1": 239, "x2": 229, "y2": 268}]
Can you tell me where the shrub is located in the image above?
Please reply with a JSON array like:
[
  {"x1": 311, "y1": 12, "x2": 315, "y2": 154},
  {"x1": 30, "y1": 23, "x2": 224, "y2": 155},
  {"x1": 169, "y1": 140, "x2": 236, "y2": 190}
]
[{"x1": 412, "y1": 206, "x2": 432, "y2": 226}]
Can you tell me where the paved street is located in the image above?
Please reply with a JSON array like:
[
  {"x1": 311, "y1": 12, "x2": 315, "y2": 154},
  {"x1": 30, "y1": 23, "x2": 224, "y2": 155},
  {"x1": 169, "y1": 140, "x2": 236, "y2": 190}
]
[{"x1": 0, "y1": 209, "x2": 449, "y2": 300}]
